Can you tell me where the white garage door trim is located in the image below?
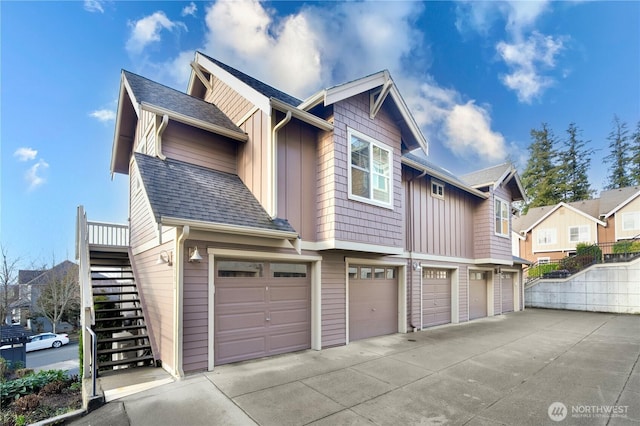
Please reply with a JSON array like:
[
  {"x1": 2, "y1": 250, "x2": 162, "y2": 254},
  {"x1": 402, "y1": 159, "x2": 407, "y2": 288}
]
[
  {"x1": 501, "y1": 268, "x2": 521, "y2": 313},
  {"x1": 345, "y1": 258, "x2": 407, "y2": 344},
  {"x1": 207, "y1": 248, "x2": 322, "y2": 371}
]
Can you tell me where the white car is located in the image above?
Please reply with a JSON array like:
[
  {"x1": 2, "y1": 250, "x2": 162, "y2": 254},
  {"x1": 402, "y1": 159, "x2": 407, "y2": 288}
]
[{"x1": 26, "y1": 333, "x2": 70, "y2": 352}]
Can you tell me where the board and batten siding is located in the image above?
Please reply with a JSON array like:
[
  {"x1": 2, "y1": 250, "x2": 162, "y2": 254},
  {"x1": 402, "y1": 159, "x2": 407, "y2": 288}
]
[
  {"x1": 407, "y1": 265, "x2": 421, "y2": 329},
  {"x1": 132, "y1": 242, "x2": 175, "y2": 371},
  {"x1": 320, "y1": 252, "x2": 346, "y2": 347},
  {"x1": 327, "y1": 94, "x2": 404, "y2": 247},
  {"x1": 129, "y1": 159, "x2": 158, "y2": 248},
  {"x1": 277, "y1": 117, "x2": 319, "y2": 241},
  {"x1": 404, "y1": 169, "x2": 475, "y2": 258},
  {"x1": 182, "y1": 240, "x2": 209, "y2": 373},
  {"x1": 162, "y1": 121, "x2": 237, "y2": 174}
]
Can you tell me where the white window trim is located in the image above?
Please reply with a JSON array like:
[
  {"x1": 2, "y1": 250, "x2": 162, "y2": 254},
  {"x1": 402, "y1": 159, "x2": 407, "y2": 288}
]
[
  {"x1": 536, "y1": 228, "x2": 557, "y2": 245},
  {"x1": 431, "y1": 179, "x2": 445, "y2": 200},
  {"x1": 347, "y1": 127, "x2": 394, "y2": 209},
  {"x1": 622, "y1": 211, "x2": 640, "y2": 231},
  {"x1": 537, "y1": 257, "x2": 550, "y2": 264},
  {"x1": 568, "y1": 225, "x2": 590, "y2": 243},
  {"x1": 494, "y1": 197, "x2": 510, "y2": 238}
]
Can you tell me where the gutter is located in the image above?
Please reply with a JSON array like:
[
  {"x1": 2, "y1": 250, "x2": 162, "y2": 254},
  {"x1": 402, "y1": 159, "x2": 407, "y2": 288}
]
[
  {"x1": 271, "y1": 110, "x2": 292, "y2": 218},
  {"x1": 402, "y1": 157, "x2": 488, "y2": 199},
  {"x1": 161, "y1": 216, "x2": 299, "y2": 240},
  {"x1": 140, "y1": 103, "x2": 248, "y2": 142},
  {"x1": 270, "y1": 98, "x2": 334, "y2": 131}
]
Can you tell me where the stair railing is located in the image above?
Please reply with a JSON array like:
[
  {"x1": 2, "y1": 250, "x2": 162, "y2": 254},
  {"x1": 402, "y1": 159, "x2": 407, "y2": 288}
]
[{"x1": 76, "y1": 205, "x2": 95, "y2": 379}]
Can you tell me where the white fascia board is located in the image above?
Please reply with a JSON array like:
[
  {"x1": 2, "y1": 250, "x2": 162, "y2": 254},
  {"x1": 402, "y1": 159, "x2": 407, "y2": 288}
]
[
  {"x1": 402, "y1": 158, "x2": 488, "y2": 199},
  {"x1": 195, "y1": 53, "x2": 271, "y2": 115},
  {"x1": 388, "y1": 85, "x2": 429, "y2": 154},
  {"x1": 604, "y1": 190, "x2": 640, "y2": 219},
  {"x1": 161, "y1": 216, "x2": 299, "y2": 240},
  {"x1": 524, "y1": 202, "x2": 605, "y2": 233},
  {"x1": 110, "y1": 74, "x2": 139, "y2": 175},
  {"x1": 300, "y1": 239, "x2": 404, "y2": 255},
  {"x1": 298, "y1": 90, "x2": 325, "y2": 111},
  {"x1": 139, "y1": 103, "x2": 248, "y2": 142},
  {"x1": 324, "y1": 71, "x2": 388, "y2": 106},
  {"x1": 270, "y1": 98, "x2": 334, "y2": 131},
  {"x1": 512, "y1": 231, "x2": 525, "y2": 241}
]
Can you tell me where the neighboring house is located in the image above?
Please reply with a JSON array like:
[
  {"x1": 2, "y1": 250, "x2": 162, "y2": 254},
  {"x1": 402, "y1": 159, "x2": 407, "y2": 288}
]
[
  {"x1": 92, "y1": 52, "x2": 526, "y2": 377},
  {"x1": 11, "y1": 260, "x2": 78, "y2": 332},
  {"x1": 513, "y1": 186, "x2": 640, "y2": 264}
]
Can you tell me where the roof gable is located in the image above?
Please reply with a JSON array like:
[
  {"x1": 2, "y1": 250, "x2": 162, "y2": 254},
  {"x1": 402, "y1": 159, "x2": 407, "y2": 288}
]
[
  {"x1": 518, "y1": 202, "x2": 605, "y2": 234},
  {"x1": 601, "y1": 186, "x2": 640, "y2": 218},
  {"x1": 462, "y1": 163, "x2": 526, "y2": 202},
  {"x1": 134, "y1": 153, "x2": 296, "y2": 235}
]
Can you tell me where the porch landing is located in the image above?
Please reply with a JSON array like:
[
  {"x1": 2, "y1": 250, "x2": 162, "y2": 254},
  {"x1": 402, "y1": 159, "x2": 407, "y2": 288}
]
[{"x1": 98, "y1": 367, "x2": 174, "y2": 402}]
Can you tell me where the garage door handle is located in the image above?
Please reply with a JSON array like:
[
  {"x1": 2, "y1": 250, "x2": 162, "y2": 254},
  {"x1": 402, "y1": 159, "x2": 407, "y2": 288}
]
[
  {"x1": 265, "y1": 318, "x2": 270, "y2": 321},
  {"x1": 371, "y1": 308, "x2": 376, "y2": 312}
]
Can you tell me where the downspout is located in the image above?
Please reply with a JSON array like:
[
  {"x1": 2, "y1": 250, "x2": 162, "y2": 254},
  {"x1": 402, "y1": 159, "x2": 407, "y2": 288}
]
[
  {"x1": 406, "y1": 168, "x2": 427, "y2": 331},
  {"x1": 271, "y1": 111, "x2": 292, "y2": 218},
  {"x1": 174, "y1": 225, "x2": 189, "y2": 378},
  {"x1": 157, "y1": 114, "x2": 169, "y2": 160}
]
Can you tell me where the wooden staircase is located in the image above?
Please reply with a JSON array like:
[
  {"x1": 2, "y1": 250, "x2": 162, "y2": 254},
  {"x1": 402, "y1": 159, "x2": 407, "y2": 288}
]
[{"x1": 89, "y1": 250, "x2": 155, "y2": 372}]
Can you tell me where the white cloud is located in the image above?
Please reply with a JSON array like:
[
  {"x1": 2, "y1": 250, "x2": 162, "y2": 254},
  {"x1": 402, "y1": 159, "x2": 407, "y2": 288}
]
[
  {"x1": 25, "y1": 159, "x2": 49, "y2": 191},
  {"x1": 161, "y1": 0, "x2": 508, "y2": 163},
  {"x1": 497, "y1": 32, "x2": 564, "y2": 103},
  {"x1": 126, "y1": 11, "x2": 185, "y2": 55},
  {"x1": 14, "y1": 147, "x2": 38, "y2": 162},
  {"x1": 182, "y1": 2, "x2": 197, "y2": 17},
  {"x1": 84, "y1": 0, "x2": 104, "y2": 13},
  {"x1": 89, "y1": 109, "x2": 116, "y2": 122}
]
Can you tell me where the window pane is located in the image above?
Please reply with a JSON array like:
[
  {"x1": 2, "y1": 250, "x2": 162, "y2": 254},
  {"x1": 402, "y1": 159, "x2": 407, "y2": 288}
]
[
  {"x1": 373, "y1": 146, "x2": 389, "y2": 175},
  {"x1": 386, "y1": 268, "x2": 395, "y2": 279},
  {"x1": 374, "y1": 268, "x2": 385, "y2": 279},
  {"x1": 351, "y1": 167, "x2": 370, "y2": 198},
  {"x1": 360, "y1": 267, "x2": 372, "y2": 279},
  {"x1": 271, "y1": 263, "x2": 307, "y2": 278},
  {"x1": 218, "y1": 261, "x2": 264, "y2": 277},
  {"x1": 348, "y1": 267, "x2": 358, "y2": 279},
  {"x1": 351, "y1": 137, "x2": 370, "y2": 169}
]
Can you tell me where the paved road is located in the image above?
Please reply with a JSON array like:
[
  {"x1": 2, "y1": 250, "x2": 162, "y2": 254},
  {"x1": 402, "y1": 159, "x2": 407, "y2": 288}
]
[{"x1": 27, "y1": 342, "x2": 79, "y2": 376}]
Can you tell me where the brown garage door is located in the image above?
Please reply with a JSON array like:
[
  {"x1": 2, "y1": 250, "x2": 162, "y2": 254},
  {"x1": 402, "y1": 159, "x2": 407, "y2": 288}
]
[
  {"x1": 349, "y1": 266, "x2": 398, "y2": 341},
  {"x1": 422, "y1": 268, "x2": 451, "y2": 327},
  {"x1": 469, "y1": 271, "x2": 487, "y2": 320},
  {"x1": 501, "y1": 272, "x2": 514, "y2": 313},
  {"x1": 214, "y1": 260, "x2": 310, "y2": 365}
]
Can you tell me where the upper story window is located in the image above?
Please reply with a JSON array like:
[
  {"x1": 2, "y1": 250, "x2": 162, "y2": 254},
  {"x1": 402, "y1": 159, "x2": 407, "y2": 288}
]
[
  {"x1": 348, "y1": 128, "x2": 393, "y2": 208},
  {"x1": 622, "y1": 212, "x2": 640, "y2": 231},
  {"x1": 569, "y1": 225, "x2": 590, "y2": 243},
  {"x1": 495, "y1": 197, "x2": 510, "y2": 237},
  {"x1": 431, "y1": 180, "x2": 444, "y2": 200},
  {"x1": 537, "y1": 228, "x2": 557, "y2": 245}
]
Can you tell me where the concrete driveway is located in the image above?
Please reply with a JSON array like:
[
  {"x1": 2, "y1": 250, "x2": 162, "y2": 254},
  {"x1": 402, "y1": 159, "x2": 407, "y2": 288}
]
[{"x1": 71, "y1": 309, "x2": 640, "y2": 426}]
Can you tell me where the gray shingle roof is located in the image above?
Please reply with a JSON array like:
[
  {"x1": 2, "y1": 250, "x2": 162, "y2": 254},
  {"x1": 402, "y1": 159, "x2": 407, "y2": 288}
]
[
  {"x1": 134, "y1": 153, "x2": 296, "y2": 234},
  {"x1": 123, "y1": 70, "x2": 243, "y2": 135},
  {"x1": 402, "y1": 152, "x2": 481, "y2": 196},
  {"x1": 198, "y1": 52, "x2": 302, "y2": 106},
  {"x1": 461, "y1": 163, "x2": 511, "y2": 188},
  {"x1": 599, "y1": 186, "x2": 640, "y2": 215}
]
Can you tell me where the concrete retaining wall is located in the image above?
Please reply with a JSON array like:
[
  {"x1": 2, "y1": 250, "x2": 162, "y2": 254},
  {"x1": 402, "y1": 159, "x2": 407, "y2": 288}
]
[{"x1": 525, "y1": 258, "x2": 640, "y2": 314}]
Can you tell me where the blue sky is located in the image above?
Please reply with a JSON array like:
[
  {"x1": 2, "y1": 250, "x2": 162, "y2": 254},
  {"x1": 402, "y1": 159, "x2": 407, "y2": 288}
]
[{"x1": 1, "y1": 0, "x2": 639, "y2": 269}]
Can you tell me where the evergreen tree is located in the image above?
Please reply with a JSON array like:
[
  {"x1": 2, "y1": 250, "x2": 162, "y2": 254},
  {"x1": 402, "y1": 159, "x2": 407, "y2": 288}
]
[
  {"x1": 631, "y1": 121, "x2": 640, "y2": 185},
  {"x1": 521, "y1": 123, "x2": 561, "y2": 211},
  {"x1": 558, "y1": 123, "x2": 594, "y2": 202},
  {"x1": 604, "y1": 115, "x2": 632, "y2": 189}
]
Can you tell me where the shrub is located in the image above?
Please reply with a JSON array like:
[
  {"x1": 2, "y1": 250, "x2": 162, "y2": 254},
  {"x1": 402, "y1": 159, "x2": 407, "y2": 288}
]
[
  {"x1": 13, "y1": 394, "x2": 40, "y2": 413},
  {"x1": 0, "y1": 369, "x2": 67, "y2": 405},
  {"x1": 527, "y1": 263, "x2": 559, "y2": 278},
  {"x1": 0, "y1": 357, "x2": 7, "y2": 380},
  {"x1": 15, "y1": 369, "x2": 34, "y2": 379},
  {"x1": 613, "y1": 240, "x2": 640, "y2": 254},
  {"x1": 575, "y1": 243, "x2": 602, "y2": 261},
  {"x1": 40, "y1": 380, "x2": 65, "y2": 395}
]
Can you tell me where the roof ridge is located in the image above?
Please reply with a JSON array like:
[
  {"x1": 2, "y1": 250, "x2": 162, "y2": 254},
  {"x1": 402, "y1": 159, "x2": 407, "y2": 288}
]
[{"x1": 461, "y1": 162, "x2": 511, "y2": 177}]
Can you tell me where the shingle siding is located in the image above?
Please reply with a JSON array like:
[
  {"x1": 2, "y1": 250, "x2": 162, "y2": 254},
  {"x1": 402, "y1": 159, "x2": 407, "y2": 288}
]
[
  {"x1": 182, "y1": 240, "x2": 209, "y2": 373},
  {"x1": 320, "y1": 252, "x2": 346, "y2": 347}
]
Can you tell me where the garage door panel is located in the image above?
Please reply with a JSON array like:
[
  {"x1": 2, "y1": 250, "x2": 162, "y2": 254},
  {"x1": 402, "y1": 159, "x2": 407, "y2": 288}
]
[
  {"x1": 217, "y1": 311, "x2": 266, "y2": 333},
  {"x1": 469, "y1": 272, "x2": 488, "y2": 320},
  {"x1": 349, "y1": 269, "x2": 398, "y2": 342},
  {"x1": 422, "y1": 269, "x2": 452, "y2": 328},
  {"x1": 501, "y1": 273, "x2": 514, "y2": 313},
  {"x1": 214, "y1": 261, "x2": 311, "y2": 365}
]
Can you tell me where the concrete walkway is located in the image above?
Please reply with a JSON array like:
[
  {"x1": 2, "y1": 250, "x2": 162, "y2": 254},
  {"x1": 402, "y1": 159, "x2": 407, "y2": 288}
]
[{"x1": 68, "y1": 309, "x2": 640, "y2": 426}]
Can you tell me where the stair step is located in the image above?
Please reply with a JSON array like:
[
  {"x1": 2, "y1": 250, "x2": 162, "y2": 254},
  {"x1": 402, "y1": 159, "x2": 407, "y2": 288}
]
[
  {"x1": 98, "y1": 335, "x2": 149, "y2": 345},
  {"x1": 93, "y1": 291, "x2": 139, "y2": 297},
  {"x1": 94, "y1": 315, "x2": 145, "y2": 323},
  {"x1": 98, "y1": 355, "x2": 155, "y2": 369},
  {"x1": 94, "y1": 324, "x2": 147, "y2": 334},
  {"x1": 95, "y1": 307, "x2": 142, "y2": 314},
  {"x1": 92, "y1": 277, "x2": 134, "y2": 281},
  {"x1": 91, "y1": 269, "x2": 132, "y2": 273},
  {"x1": 98, "y1": 344, "x2": 151, "y2": 356}
]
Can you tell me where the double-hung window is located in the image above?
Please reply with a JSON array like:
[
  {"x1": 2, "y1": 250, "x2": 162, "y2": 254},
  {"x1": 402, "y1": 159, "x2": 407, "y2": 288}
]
[
  {"x1": 349, "y1": 128, "x2": 393, "y2": 207},
  {"x1": 622, "y1": 212, "x2": 640, "y2": 231},
  {"x1": 495, "y1": 197, "x2": 510, "y2": 237},
  {"x1": 569, "y1": 225, "x2": 590, "y2": 243},
  {"x1": 537, "y1": 229, "x2": 557, "y2": 245}
]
